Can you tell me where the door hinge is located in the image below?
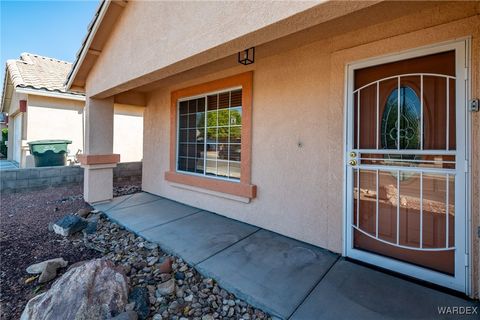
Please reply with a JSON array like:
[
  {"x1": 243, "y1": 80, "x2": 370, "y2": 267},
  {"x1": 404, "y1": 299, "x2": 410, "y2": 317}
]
[
  {"x1": 465, "y1": 254, "x2": 469, "y2": 267},
  {"x1": 465, "y1": 160, "x2": 469, "y2": 172},
  {"x1": 469, "y1": 99, "x2": 479, "y2": 112},
  {"x1": 465, "y1": 68, "x2": 468, "y2": 80}
]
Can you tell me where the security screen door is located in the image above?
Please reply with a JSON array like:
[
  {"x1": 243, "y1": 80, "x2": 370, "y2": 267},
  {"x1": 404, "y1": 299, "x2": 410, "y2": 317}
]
[{"x1": 345, "y1": 43, "x2": 468, "y2": 292}]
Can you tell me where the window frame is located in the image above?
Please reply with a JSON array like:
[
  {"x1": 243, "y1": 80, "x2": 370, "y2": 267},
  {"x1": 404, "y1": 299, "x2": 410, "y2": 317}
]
[
  {"x1": 165, "y1": 72, "x2": 256, "y2": 199},
  {"x1": 175, "y1": 86, "x2": 242, "y2": 182}
]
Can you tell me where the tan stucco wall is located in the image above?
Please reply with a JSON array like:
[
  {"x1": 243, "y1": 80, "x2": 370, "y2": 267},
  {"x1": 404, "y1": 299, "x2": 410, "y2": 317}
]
[
  {"x1": 84, "y1": 0, "x2": 358, "y2": 97},
  {"x1": 114, "y1": 103, "x2": 144, "y2": 162},
  {"x1": 8, "y1": 94, "x2": 144, "y2": 167},
  {"x1": 27, "y1": 95, "x2": 85, "y2": 164},
  {"x1": 138, "y1": 8, "x2": 479, "y2": 295}
]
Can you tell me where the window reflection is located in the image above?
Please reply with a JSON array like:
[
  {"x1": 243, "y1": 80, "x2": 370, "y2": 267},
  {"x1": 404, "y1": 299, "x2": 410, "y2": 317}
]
[{"x1": 177, "y1": 89, "x2": 242, "y2": 181}]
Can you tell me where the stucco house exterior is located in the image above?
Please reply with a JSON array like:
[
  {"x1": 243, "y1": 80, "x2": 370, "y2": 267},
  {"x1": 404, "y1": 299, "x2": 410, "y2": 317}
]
[
  {"x1": 0, "y1": 52, "x2": 144, "y2": 167},
  {"x1": 67, "y1": 0, "x2": 480, "y2": 299}
]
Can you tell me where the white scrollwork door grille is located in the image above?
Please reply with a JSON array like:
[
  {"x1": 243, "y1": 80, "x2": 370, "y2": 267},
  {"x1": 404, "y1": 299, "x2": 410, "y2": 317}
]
[{"x1": 345, "y1": 43, "x2": 468, "y2": 293}]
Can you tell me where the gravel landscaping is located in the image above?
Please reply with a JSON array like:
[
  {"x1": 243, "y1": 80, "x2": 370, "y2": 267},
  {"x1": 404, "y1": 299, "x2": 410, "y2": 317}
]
[
  {"x1": 69, "y1": 214, "x2": 271, "y2": 320},
  {"x1": 0, "y1": 183, "x2": 139, "y2": 320},
  {"x1": 0, "y1": 183, "x2": 271, "y2": 320}
]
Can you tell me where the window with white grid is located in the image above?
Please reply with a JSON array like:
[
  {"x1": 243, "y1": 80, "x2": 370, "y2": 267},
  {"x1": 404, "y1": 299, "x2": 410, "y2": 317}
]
[{"x1": 177, "y1": 88, "x2": 242, "y2": 181}]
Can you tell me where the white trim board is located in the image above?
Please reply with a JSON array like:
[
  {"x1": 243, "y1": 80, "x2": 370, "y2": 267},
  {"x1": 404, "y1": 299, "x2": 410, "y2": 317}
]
[{"x1": 15, "y1": 88, "x2": 86, "y2": 101}]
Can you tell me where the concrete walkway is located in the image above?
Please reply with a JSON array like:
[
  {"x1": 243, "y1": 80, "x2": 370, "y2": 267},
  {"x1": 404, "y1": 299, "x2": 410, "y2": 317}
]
[
  {"x1": 95, "y1": 192, "x2": 479, "y2": 320},
  {"x1": 0, "y1": 160, "x2": 18, "y2": 170}
]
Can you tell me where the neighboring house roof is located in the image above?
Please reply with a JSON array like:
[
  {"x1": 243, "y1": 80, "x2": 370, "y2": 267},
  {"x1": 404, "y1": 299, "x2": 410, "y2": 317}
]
[
  {"x1": 1, "y1": 53, "x2": 85, "y2": 113},
  {"x1": 7, "y1": 53, "x2": 79, "y2": 94}
]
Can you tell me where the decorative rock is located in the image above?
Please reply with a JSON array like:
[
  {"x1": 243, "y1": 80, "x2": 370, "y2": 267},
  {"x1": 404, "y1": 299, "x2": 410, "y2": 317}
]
[
  {"x1": 168, "y1": 301, "x2": 179, "y2": 312},
  {"x1": 125, "y1": 302, "x2": 135, "y2": 311},
  {"x1": 175, "y1": 286, "x2": 184, "y2": 298},
  {"x1": 157, "y1": 258, "x2": 172, "y2": 274},
  {"x1": 159, "y1": 273, "x2": 171, "y2": 282},
  {"x1": 202, "y1": 315, "x2": 214, "y2": 320},
  {"x1": 174, "y1": 272, "x2": 185, "y2": 281},
  {"x1": 144, "y1": 242, "x2": 158, "y2": 250},
  {"x1": 52, "y1": 215, "x2": 88, "y2": 236},
  {"x1": 184, "y1": 294, "x2": 193, "y2": 302},
  {"x1": 38, "y1": 262, "x2": 58, "y2": 283},
  {"x1": 112, "y1": 311, "x2": 138, "y2": 320},
  {"x1": 20, "y1": 259, "x2": 128, "y2": 320},
  {"x1": 129, "y1": 287, "x2": 149, "y2": 320},
  {"x1": 76, "y1": 208, "x2": 91, "y2": 218},
  {"x1": 147, "y1": 256, "x2": 159, "y2": 266},
  {"x1": 156, "y1": 279, "x2": 175, "y2": 296},
  {"x1": 26, "y1": 258, "x2": 68, "y2": 274},
  {"x1": 83, "y1": 220, "x2": 98, "y2": 234},
  {"x1": 152, "y1": 314, "x2": 163, "y2": 320}
]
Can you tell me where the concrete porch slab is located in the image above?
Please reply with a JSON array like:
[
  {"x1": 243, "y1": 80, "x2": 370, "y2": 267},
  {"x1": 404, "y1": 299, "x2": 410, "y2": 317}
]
[
  {"x1": 140, "y1": 211, "x2": 260, "y2": 265},
  {"x1": 290, "y1": 259, "x2": 480, "y2": 320},
  {"x1": 94, "y1": 192, "x2": 164, "y2": 213},
  {"x1": 99, "y1": 198, "x2": 201, "y2": 233},
  {"x1": 196, "y1": 229, "x2": 339, "y2": 319},
  {"x1": 111, "y1": 192, "x2": 163, "y2": 210},
  {"x1": 93, "y1": 193, "x2": 134, "y2": 212},
  {"x1": 96, "y1": 192, "x2": 477, "y2": 320}
]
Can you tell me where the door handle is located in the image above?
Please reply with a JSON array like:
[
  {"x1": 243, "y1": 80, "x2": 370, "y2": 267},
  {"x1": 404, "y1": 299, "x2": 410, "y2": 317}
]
[{"x1": 348, "y1": 160, "x2": 357, "y2": 166}]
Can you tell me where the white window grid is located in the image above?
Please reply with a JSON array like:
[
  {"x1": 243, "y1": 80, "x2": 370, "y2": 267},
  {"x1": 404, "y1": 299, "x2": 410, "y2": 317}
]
[{"x1": 176, "y1": 86, "x2": 242, "y2": 182}]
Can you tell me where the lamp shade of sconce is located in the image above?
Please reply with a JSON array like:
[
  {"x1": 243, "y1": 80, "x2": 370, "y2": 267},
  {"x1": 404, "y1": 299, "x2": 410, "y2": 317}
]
[{"x1": 238, "y1": 47, "x2": 255, "y2": 65}]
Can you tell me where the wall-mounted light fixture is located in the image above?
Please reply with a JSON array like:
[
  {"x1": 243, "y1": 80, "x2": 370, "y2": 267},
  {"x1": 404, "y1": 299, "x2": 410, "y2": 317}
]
[{"x1": 238, "y1": 47, "x2": 255, "y2": 65}]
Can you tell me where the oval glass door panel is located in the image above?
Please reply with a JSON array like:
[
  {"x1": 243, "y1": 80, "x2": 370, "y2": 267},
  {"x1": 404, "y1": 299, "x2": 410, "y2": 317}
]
[{"x1": 381, "y1": 86, "x2": 421, "y2": 151}]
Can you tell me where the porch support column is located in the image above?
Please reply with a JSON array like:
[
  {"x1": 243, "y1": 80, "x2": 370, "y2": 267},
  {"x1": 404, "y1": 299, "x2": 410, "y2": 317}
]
[{"x1": 78, "y1": 97, "x2": 119, "y2": 203}]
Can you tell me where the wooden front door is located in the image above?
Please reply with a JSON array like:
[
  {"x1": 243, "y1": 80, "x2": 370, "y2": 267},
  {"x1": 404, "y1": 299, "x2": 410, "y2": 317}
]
[{"x1": 345, "y1": 42, "x2": 468, "y2": 292}]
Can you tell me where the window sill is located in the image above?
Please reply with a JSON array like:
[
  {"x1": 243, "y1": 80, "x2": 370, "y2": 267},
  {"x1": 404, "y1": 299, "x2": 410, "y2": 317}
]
[{"x1": 164, "y1": 171, "x2": 257, "y2": 199}]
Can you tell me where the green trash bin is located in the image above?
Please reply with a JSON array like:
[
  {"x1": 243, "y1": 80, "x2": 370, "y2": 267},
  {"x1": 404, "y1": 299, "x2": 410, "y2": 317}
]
[{"x1": 28, "y1": 140, "x2": 72, "y2": 167}]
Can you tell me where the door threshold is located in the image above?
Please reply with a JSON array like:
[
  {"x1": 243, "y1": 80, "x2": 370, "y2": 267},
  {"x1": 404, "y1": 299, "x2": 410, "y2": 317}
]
[{"x1": 344, "y1": 257, "x2": 472, "y2": 301}]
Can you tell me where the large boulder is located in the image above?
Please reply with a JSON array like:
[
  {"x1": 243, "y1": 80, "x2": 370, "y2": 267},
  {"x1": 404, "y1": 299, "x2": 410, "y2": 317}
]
[{"x1": 21, "y1": 259, "x2": 128, "y2": 320}]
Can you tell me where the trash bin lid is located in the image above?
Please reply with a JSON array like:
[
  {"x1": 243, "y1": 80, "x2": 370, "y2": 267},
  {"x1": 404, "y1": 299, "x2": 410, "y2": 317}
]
[
  {"x1": 27, "y1": 139, "x2": 72, "y2": 145},
  {"x1": 28, "y1": 140, "x2": 72, "y2": 155}
]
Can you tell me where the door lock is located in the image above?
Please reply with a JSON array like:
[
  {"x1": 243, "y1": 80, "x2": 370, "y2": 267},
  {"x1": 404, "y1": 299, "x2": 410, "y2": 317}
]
[
  {"x1": 348, "y1": 160, "x2": 357, "y2": 166},
  {"x1": 470, "y1": 98, "x2": 479, "y2": 112},
  {"x1": 350, "y1": 152, "x2": 357, "y2": 158}
]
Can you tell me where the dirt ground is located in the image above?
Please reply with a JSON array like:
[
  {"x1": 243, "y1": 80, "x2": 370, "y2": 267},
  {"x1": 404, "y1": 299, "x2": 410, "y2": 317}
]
[{"x1": 0, "y1": 183, "x2": 140, "y2": 320}]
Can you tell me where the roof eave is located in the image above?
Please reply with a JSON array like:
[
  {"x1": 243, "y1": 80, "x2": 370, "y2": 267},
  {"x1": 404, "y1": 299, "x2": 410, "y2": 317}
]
[
  {"x1": 65, "y1": 0, "x2": 110, "y2": 90},
  {"x1": 0, "y1": 67, "x2": 9, "y2": 113},
  {"x1": 15, "y1": 87, "x2": 86, "y2": 101}
]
